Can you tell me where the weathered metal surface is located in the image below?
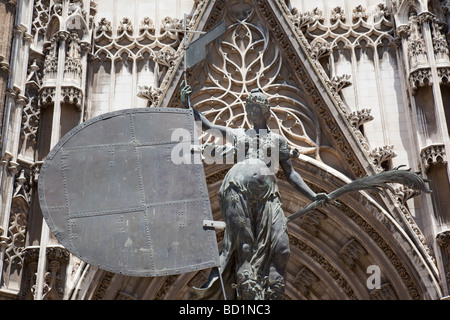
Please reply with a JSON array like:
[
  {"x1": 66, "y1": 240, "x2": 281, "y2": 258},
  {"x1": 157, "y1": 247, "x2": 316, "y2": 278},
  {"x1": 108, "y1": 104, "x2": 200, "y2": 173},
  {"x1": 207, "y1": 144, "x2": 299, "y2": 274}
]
[
  {"x1": 38, "y1": 108, "x2": 220, "y2": 277},
  {"x1": 186, "y1": 21, "x2": 225, "y2": 68}
]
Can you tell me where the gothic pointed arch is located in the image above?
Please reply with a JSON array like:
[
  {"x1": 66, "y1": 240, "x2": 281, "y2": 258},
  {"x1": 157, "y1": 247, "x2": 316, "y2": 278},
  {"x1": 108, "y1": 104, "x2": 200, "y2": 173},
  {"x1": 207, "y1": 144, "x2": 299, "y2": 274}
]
[{"x1": 81, "y1": 0, "x2": 442, "y2": 301}]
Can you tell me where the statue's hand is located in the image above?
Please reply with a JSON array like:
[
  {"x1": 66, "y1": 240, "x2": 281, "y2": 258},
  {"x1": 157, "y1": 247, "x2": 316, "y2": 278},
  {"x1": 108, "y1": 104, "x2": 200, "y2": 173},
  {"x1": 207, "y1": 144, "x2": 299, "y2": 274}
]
[
  {"x1": 313, "y1": 192, "x2": 330, "y2": 207},
  {"x1": 180, "y1": 80, "x2": 192, "y2": 108}
]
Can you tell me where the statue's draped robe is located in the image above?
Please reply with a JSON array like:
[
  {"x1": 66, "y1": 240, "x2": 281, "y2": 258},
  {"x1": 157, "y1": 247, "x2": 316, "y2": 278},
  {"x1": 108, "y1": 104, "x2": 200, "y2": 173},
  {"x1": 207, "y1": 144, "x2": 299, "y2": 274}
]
[{"x1": 192, "y1": 130, "x2": 291, "y2": 299}]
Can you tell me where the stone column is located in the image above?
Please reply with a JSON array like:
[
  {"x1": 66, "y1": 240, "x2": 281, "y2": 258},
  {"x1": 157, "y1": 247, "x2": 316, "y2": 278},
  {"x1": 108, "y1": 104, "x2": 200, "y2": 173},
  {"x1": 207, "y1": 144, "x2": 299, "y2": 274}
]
[
  {"x1": 0, "y1": 0, "x2": 34, "y2": 298},
  {"x1": 0, "y1": 0, "x2": 17, "y2": 150}
]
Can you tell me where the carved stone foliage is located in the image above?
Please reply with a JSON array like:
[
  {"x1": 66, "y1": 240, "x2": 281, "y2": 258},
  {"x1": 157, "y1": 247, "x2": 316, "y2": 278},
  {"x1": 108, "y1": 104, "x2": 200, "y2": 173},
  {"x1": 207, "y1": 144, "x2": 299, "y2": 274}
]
[
  {"x1": 137, "y1": 85, "x2": 163, "y2": 106},
  {"x1": 437, "y1": 230, "x2": 450, "y2": 248},
  {"x1": 117, "y1": 17, "x2": 134, "y2": 36},
  {"x1": 328, "y1": 74, "x2": 352, "y2": 94},
  {"x1": 370, "y1": 145, "x2": 397, "y2": 168},
  {"x1": 309, "y1": 40, "x2": 333, "y2": 60},
  {"x1": 96, "y1": 17, "x2": 112, "y2": 37},
  {"x1": 369, "y1": 283, "x2": 398, "y2": 300},
  {"x1": 293, "y1": 267, "x2": 319, "y2": 296},
  {"x1": 339, "y1": 238, "x2": 367, "y2": 269},
  {"x1": 299, "y1": 211, "x2": 326, "y2": 236},
  {"x1": 347, "y1": 109, "x2": 374, "y2": 128},
  {"x1": 376, "y1": 3, "x2": 391, "y2": 21},
  {"x1": 352, "y1": 5, "x2": 368, "y2": 22},
  {"x1": 436, "y1": 230, "x2": 450, "y2": 288},
  {"x1": 331, "y1": 6, "x2": 346, "y2": 24},
  {"x1": 394, "y1": 185, "x2": 420, "y2": 206}
]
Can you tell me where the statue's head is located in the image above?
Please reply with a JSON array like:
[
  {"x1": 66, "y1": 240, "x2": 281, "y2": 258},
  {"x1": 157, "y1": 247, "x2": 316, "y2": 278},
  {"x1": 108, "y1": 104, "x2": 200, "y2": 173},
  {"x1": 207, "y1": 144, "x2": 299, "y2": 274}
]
[{"x1": 245, "y1": 88, "x2": 271, "y2": 123}]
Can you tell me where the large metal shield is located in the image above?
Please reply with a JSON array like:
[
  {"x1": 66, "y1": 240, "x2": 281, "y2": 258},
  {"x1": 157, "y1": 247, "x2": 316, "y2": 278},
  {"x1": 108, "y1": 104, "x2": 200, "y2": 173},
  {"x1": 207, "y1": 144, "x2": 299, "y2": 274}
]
[{"x1": 38, "y1": 108, "x2": 220, "y2": 277}]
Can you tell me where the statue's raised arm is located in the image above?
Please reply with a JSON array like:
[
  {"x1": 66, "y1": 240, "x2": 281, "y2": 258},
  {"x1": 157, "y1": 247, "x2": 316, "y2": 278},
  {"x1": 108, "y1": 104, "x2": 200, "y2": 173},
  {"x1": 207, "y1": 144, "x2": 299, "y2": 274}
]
[{"x1": 180, "y1": 81, "x2": 235, "y2": 140}]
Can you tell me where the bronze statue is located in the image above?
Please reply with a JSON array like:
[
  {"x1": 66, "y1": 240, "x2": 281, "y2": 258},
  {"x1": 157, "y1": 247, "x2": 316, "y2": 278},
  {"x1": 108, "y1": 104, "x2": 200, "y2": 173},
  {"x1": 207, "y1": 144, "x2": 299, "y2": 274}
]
[{"x1": 182, "y1": 84, "x2": 329, "y2": 299}]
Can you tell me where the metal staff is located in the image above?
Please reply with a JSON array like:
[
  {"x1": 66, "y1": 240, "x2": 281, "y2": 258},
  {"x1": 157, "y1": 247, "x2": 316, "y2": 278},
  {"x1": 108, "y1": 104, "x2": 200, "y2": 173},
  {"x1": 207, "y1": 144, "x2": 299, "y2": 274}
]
[
  {"x1": 169, "y1": 16, "x2": 225, "y2": 108},
  {"x1": 286, "y1": 166, "x2": 432, "y2": 223},
  {"x1": 172, "y1": 16, "x2": 227, "y2": 299}
]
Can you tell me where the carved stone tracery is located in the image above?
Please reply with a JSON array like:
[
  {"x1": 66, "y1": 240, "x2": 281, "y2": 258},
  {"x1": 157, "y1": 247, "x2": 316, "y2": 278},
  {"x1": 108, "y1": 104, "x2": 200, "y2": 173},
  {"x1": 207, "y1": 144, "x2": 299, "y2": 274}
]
[
  {"x1": 188, "y1": 2, "x2": 321, "y2": 158},
  {"x1": 91, "y1": 16, "x2": 185, "y2": 109}
]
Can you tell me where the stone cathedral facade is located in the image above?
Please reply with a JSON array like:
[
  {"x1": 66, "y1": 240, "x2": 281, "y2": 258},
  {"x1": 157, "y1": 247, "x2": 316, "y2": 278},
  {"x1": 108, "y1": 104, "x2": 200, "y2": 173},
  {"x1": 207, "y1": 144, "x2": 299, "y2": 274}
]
[{"x1": 0, "y1": 0, "x2": 449, "y2": 300}]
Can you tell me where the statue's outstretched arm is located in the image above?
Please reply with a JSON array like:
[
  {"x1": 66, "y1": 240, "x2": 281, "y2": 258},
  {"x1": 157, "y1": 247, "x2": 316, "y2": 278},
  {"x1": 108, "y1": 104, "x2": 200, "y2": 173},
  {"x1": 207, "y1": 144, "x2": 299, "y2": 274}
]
[
  {"x1": 181, "y1": 81, "x2": 234, "y2": 140},
  {"x1": 278, "y1": 138, "x2": 329, "y2": 203},
  {"x1": 280, "y1": 157, "x2": 317, "y2": 202}
]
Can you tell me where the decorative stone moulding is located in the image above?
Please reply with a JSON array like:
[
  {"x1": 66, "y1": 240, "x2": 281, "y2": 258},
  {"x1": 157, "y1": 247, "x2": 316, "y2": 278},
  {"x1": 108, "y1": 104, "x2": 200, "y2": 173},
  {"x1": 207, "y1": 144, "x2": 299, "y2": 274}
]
[
  {"x1": 39, "y1": 87, "x2": 56, "y2": 107},
  {"x1": 39, "y1": 86, "x2": 83, "y2": 110},
  {"x1": 420, "y1": 144, "x2": 447, "y2": 170},
  {"x1": 0, "y1": 151, "x2": 18, "y2": 174},
  {"x1": 409, "y1": 67, "x2": 432, "y2": 93},
  {"x1": 0, "y1": 55, "x2": 11, "y2": 76},
  {"x1": 438, "y1": 67, "x2": 450, "y2": 85},
  {"x1": 61, "y1": 86, "x2": 83, "y2": 109}
]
